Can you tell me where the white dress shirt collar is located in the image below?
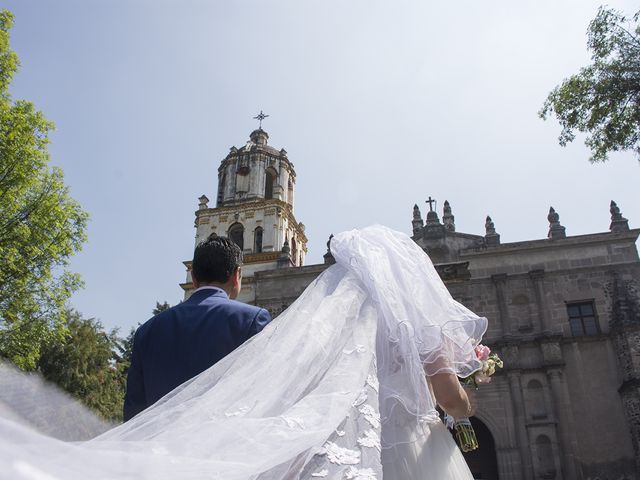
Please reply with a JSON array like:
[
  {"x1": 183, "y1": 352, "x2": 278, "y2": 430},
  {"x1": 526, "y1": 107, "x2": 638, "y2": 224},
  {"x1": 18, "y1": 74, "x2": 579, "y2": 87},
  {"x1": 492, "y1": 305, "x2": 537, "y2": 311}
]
[{"x1": 191, "y1": 286, "x2": 228, "y2": 297}]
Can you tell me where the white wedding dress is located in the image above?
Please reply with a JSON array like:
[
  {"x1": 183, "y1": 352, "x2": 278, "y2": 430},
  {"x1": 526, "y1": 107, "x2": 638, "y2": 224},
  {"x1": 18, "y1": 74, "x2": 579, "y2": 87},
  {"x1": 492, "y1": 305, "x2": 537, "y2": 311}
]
[{"x1": 0, "y1": 225, "x2": 487, "y2": 480}]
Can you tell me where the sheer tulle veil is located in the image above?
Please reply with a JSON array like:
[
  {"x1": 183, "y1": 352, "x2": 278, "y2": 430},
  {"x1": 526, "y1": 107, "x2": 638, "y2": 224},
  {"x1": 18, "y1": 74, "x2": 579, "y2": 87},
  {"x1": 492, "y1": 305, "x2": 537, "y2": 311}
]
[{"x1": 0, "y1": 225, "x2": 487, "y2": 479}]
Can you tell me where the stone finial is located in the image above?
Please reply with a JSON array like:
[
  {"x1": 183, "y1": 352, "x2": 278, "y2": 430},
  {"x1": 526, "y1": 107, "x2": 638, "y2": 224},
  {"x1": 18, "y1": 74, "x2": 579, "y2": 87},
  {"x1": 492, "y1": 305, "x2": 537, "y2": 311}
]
[
  {"x1": 280, "y1": 148, "x2": 288, "y2": 157},
  {"x1": 198, "y1": 195, "x2": 209, "y2": 210},
  {"x1": 413, "y1": 204, "x2": 422, "y2": 220},
  {"x1": 610, "y1": 200, "x2": 630, "y2": 232},
  {"x1": 442, "y1": 200, "x2": 455, "y2": 232},
  {"x1": 412, "y1": 204, "x2": 424, "y2": 236},
  {"x1": 485, "y1": 215, "x2": 500, "y2": 246},
  {"x1": 485, "y1": 216, "x2": 496, "y2": 235},
  {"x1": 324, "y1": 234, "x2": 336, "y2": 265},
  {"x1": 281, "y1": 239, "x2": 290, "y2": 254},
  {"x1": 229, "y1": 146, "x2": 238, "y2": 154},
  {"x1": 547, "y1": 207, "x2": 566, "y2": 239},
  {"x1": 278, "y1": 238, "x2": 292, "y2": 268}
]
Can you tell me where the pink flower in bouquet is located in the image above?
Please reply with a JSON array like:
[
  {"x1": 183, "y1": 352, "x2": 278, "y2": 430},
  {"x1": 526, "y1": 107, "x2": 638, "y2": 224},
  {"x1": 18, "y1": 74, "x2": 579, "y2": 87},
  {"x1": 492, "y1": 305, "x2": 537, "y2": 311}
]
[{"x1": 474, "y1": 344, "x2": 491, "y2": 361}]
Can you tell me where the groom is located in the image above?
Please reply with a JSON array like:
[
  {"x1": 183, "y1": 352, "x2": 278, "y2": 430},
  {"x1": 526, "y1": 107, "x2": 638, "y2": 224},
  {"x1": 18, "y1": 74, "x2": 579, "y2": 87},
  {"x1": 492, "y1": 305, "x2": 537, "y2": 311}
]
[{"x1": 123, "y1": 236, "x2": 272, "y2": 421}]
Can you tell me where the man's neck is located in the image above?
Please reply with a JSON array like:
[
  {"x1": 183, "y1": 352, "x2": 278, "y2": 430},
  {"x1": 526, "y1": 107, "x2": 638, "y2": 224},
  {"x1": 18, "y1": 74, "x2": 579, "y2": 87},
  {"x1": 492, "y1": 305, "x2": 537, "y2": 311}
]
[{"x1": 193, "y1": 283, "x2": 231, "y2": 297}]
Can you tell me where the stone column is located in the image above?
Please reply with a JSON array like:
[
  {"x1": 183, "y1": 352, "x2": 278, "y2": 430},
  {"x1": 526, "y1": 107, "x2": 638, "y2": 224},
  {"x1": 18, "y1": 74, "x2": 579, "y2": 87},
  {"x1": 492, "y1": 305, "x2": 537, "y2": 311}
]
[
  {"x1": 491, "y1": 273, "x2": 510, "y2": 335},
  {"x1": 507, "y1": 371, "x2": 535, "y2": 480},
  {"x1": 546, "y1": 368, "x2": 580, "y2": 479},
  {"x1": 496, "y1": 447, "x2": 525, "y2": 480},
  {"x1": 529, "y1": 269, "x2": 551, "y2": 334}
]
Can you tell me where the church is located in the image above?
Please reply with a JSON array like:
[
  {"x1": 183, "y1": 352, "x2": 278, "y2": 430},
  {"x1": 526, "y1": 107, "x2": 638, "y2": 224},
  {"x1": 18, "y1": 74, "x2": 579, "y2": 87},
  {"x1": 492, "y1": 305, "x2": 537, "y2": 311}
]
[{"x1": 180, "y1": 127, "x2": 640, "y2": 480}]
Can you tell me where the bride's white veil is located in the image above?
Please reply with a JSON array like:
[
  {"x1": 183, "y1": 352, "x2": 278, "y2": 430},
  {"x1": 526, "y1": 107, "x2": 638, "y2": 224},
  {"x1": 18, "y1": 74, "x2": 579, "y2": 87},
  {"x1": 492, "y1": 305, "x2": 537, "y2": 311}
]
[{"x1": 0, "y1": 225, "x2": 486, "y2": 480}]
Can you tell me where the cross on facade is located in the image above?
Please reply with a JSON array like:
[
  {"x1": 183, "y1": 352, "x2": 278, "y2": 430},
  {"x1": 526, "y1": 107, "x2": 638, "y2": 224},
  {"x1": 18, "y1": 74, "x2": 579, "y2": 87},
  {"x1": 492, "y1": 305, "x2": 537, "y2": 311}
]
[
  {"x1": 253, "y1": 110, "x2": 269, "y2": 129},
  {"x1": 426, "y1": 196, "x2": 436, "y2": 212}
]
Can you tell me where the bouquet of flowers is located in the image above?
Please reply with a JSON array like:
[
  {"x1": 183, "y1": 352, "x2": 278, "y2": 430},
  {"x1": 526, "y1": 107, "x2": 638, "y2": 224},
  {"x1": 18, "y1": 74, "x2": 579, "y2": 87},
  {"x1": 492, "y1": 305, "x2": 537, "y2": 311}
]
[{"x1": 446, "y1": 344, "x2": 503, "y2": 452}]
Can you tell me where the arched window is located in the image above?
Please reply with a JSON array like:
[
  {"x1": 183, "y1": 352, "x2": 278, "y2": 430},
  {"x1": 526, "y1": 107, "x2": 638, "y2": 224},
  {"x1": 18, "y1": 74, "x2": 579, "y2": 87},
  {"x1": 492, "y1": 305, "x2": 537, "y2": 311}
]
[
  {"x1": 265, "y1": 168, "x2": 277, "y2": 199},
  {"x1": 229, "y1": 223, "x2": 244, "y2": 251},
  {"x1": 254, "y1": 227, "x2": 263, "y2": 253},
  {"x1": 526, "y1": 379, "x2": 547, "y2": 419},
  {"x1": 535, "y1": 435, "x2": 555, "y2": 477}
]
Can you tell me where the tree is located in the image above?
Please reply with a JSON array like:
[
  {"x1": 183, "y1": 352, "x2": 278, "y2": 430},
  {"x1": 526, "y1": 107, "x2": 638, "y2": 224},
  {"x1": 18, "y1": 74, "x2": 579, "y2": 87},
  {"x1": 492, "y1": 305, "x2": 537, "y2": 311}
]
[
  {"x1": 540, "y1": 7, "x2": 640, "y2": 163},
  {"x1": 0, "y1": 10, "x2": 89, "y2": 369},
  {"x1": 152, "y1": 301, "x2": 171, "y2": 315},
  {"x1": 38, "y1": 310, "x2": 125, "y2": 421}
]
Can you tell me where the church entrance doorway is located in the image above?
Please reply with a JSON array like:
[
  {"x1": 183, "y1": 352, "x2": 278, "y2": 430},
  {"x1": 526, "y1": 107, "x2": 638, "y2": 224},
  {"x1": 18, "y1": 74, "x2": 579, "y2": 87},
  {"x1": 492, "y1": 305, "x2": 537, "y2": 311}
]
[{"x1": 462, "y1": 417, "x2": 499, "y2": 479}]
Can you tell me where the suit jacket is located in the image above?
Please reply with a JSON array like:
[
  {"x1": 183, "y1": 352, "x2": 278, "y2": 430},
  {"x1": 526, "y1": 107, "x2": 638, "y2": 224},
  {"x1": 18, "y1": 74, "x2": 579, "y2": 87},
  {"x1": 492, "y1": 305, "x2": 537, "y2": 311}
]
[{"x1": 123, "y1": 287, "x2": 271, "y2": 421}]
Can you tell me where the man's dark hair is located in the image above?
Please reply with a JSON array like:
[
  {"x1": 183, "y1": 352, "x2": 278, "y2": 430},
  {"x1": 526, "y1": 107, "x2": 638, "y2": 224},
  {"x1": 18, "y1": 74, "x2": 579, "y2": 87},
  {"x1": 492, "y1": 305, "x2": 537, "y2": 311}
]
[{"x1": 192, "y1": 236, "x2": 242, "y2": 284}]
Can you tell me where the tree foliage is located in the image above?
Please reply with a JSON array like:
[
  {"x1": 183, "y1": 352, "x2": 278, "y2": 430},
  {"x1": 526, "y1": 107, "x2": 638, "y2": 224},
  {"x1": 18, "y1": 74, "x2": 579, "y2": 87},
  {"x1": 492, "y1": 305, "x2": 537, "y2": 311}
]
[
  {"x1": 38, "y1": 310, "x2": 125, "y2": 422},
  {"x1": 152, "y1": 301, "x2": 171, "y2": 315},
  {"x1": 0, "y1": 10, "x2": 89, "y2": 369},
  {"x1": 540, "y1": 7, "x2": 640, "y2": 162}
]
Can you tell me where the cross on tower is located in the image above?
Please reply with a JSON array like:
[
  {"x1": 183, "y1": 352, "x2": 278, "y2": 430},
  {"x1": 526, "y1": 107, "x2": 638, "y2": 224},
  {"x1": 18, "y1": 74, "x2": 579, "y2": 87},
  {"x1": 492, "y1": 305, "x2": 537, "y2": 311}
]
[
  {"x1": 426, "y1": 196, "x2": 436, "y2": 212},
  {"x1": 253, "y1": 110, "x2": 269, "y2": 129}
]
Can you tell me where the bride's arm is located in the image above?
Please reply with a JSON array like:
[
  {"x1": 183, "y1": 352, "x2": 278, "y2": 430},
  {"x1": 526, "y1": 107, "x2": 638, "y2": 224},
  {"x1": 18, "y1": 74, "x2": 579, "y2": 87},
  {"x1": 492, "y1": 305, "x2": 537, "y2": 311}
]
[{"x1": 429, "y1": 372, "x2": 474, "y2": 419}]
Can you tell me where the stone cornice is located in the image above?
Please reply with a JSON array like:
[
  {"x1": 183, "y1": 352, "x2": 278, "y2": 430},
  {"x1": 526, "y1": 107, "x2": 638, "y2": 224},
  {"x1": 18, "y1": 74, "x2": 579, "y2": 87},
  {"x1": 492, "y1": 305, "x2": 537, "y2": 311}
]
[
  {"x1": 196, "y1": 198, "x2": 287, "y2": 216},
  {"x1": 244, "y1": 252, "x2": 281, "y2": 264},
  {"x1": 254, "y1": 262, "x2": 329, "y2": 280},
  {"x1": 456, "y1": 260, "x2": 640, "y2": 284},
  {"x1": 491, "y1": 331, "x2": 610, "y2": 351},
  {"x1": 413, "y1": 230, "x2": 483, "y2": 242},
  {"x1": 219, "y1": 147, "x2": 296, "y2": 177},
  {"x1": 460, "y1": 229, "x2": 640, "y2": 259},
  {"x1": 194, "y1": 199, "x2": 308, "y2": 244}
]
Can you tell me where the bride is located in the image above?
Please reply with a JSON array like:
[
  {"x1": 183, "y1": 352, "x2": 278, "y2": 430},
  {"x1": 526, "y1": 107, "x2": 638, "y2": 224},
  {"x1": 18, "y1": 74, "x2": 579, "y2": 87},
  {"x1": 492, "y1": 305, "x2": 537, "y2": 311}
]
[{"x1": 0, "y1": 225, "x2": 487, "y2": 480}]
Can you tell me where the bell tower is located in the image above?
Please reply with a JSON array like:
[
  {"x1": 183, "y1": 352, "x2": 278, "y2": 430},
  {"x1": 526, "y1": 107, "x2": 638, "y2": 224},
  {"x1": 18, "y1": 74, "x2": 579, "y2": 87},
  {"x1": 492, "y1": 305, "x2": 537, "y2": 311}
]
[{"x1": 181, "y1": 123, "x2": 308, "y2": 303}]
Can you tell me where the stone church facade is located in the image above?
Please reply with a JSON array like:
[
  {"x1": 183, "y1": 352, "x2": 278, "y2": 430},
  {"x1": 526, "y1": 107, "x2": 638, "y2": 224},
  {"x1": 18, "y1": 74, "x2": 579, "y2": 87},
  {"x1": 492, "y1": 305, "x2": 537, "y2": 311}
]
[{"x1": 182, "y1": 129, "x2": 640, "y2": 480}]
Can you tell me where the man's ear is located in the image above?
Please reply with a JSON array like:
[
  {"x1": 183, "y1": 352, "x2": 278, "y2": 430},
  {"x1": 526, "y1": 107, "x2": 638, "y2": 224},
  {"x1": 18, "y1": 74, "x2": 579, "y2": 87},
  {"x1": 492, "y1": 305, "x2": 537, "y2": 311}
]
[
  {"x1": 191, "y1": 270, "x2": 200, "y2": 289},
  {"x1": 234, "y1": 267, "x2": 242, "y2": 286}
]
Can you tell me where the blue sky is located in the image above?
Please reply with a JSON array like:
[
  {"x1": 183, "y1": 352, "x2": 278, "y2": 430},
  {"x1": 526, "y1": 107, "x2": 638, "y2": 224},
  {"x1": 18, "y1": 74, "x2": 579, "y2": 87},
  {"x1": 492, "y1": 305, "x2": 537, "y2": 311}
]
[{"x1": 5, "y1": 0, "x2": 640, "y2": 333}]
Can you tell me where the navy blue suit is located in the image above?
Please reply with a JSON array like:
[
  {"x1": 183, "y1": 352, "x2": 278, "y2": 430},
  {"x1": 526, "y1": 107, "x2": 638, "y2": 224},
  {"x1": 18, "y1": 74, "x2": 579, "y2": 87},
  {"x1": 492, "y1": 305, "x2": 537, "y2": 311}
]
[{"x1": 123, "y1": 287, "x2": 271, "y2": 421}]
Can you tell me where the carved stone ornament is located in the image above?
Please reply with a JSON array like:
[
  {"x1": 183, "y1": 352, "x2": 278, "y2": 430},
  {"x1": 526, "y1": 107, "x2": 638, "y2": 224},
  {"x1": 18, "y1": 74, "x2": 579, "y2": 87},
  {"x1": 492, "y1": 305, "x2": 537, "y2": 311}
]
[
  {"x1": 547, "y1": 207, "x2": 566, "y2": 239},
  {"x1": 540, "y1": 341, "x2": 563, "y2": 365},
  {"x1": 485, "y1": 216, "x2": 496, "y2": 235},
  {"x1": 609, "y1": 200, "x2": 630, "y2": 232},
  {"x1": 501, "y1": 344, "x2": 520, "y2": 369}
]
